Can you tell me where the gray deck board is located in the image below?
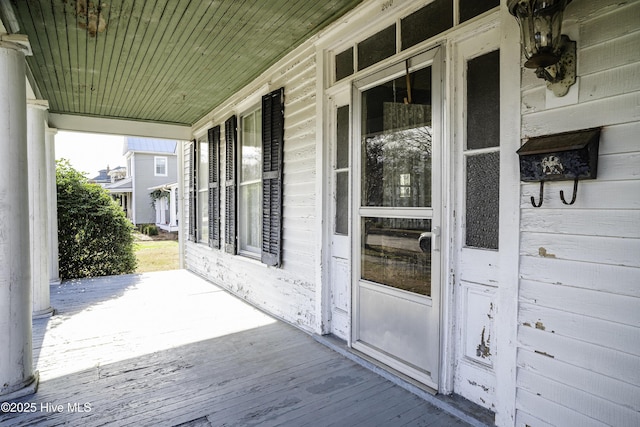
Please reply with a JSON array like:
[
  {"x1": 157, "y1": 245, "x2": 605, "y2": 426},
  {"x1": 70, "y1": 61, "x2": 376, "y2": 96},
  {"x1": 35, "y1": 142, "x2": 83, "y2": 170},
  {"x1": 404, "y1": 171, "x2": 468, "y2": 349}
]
[{"x1": 1, "y1": 270, "x2": 475, "y2": 427}]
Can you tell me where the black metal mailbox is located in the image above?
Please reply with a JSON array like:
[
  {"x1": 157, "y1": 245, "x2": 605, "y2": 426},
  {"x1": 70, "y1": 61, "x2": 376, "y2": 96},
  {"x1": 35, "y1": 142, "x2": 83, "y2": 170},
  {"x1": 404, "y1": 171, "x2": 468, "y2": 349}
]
[
  {"x1": 517, "y1": 127, "x2": 601, "y2": 182},
  {"x1": 516, "y1": 128, "x2": 601, "y2": 206}
]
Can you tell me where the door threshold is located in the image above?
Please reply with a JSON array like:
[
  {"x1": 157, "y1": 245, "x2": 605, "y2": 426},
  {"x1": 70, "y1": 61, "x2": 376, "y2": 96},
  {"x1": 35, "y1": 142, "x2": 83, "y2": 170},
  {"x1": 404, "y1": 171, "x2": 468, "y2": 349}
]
[{"x1": 314, "y1": 334, "x2": 494, "y2": 427}]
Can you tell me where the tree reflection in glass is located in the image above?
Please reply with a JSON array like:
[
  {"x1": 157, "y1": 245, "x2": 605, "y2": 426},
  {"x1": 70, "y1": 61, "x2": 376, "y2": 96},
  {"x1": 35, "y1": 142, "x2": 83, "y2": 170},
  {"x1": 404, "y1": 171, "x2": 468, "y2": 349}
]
[
  {"x1": 361, "y1": 67, "x2": 432, "y2": 208},
  {"x1": 360, "y1": 66, "x2": 434, "y2": 296}
]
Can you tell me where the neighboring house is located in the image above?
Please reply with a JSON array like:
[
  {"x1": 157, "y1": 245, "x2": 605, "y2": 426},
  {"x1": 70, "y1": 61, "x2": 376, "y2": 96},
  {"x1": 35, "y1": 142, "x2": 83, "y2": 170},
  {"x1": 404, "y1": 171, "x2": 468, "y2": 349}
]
[
  {"x1": 149, "y1": 182, "x2": 179, "y2": 232},
  {"x1": 104, "y1": 138, "x2": 178, "y2": 226},
  {"x1": 88, "y1": 167, "x2": 112, "y2": 185}
]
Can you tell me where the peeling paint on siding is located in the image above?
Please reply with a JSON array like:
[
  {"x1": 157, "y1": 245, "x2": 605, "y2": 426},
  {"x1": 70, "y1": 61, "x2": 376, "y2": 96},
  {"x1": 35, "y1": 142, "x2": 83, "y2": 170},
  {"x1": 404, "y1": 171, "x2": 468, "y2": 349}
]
[
  {"x1": 534, "y1": 350, "x2": 554, "y2": 358},
  {"x1": 468, "y1": 379, "x2": 490, "y2": 392},
  {"x1": 538, "y1": 247, "x2": 556, "y2": 258}
]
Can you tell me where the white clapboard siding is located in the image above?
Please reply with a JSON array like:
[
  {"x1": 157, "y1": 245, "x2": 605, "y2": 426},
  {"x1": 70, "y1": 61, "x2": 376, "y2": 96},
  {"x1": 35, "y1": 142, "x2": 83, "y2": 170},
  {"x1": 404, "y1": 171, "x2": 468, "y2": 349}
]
[
  {"x1": 516, "y1": 1, "x2": 640, "y2": 425},
  {"x1": 518, "y1": 301, "x2": 640, "y2": 356},
  {"x1": 520, "y1": 233, "x2": 640, "y2": 267},
  {"x1": 516, "y1": 388, "x2": 607, "y2": 427},
  {"x1": 182, "y1": 44, "x2": 320, "y2": 332},
  {"x1": 517, "y1": 368, "x2": 640, "y2": 427},
  {"x1": 521, "y1": 209, "x2": 640, "y2": 238},
  {"x1": 519, "y1": 280, "x2": 639, "y2": 328},
  {"x1": 576, "y1": 0, "x2": 640, "y2": 47},
  {"x1": 518, "y1": 326, "x2": 640, "y2": 387},
  {"x1": 580, "y1": 31, "x2": 640, "y2": 75},
  {"x1": 518, "y1": 349, "x2": 640, "y2": 411},
  {"x1": 520, "y1": 257, "x2": 640, "y2": 297},
  {"x1": 522, "y1": 91, "x2": 640, "y2": 137}
]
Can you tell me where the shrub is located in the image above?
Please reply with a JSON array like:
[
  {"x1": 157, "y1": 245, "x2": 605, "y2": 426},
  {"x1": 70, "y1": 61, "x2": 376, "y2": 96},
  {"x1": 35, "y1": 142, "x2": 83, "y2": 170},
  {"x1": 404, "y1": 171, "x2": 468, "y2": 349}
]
[
  {"x1": 56, "y1": 160, "x2": 137, "y2": 280},
  {"x1": 136, "y1": 224, "x2": 159, "y2": 236}
]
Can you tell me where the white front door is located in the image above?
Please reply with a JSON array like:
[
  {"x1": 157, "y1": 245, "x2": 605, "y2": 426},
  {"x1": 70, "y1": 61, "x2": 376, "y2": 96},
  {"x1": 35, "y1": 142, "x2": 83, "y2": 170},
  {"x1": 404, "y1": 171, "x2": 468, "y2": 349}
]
[{"x1": 352, "y1": 47, "x2": 443, "y2": 389}]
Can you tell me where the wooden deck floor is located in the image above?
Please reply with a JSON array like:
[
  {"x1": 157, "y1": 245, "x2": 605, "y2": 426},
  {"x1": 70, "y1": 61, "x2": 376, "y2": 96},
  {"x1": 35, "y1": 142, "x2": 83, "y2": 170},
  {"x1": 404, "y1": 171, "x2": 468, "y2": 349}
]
[{"x1": 2, "y1": 270, "x2": 476, "y2": 426}]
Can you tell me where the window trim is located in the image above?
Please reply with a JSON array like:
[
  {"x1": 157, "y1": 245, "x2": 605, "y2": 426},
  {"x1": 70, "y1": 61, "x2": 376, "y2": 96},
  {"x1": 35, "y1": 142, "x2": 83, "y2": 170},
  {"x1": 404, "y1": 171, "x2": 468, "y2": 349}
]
[
  {"x1": 154, "y1": 156, "x2": 168, "y2": 176},
  {"x1": 196, "y1": 135, "x2": 209, "y2": 244},
  {"x1": 189, "y1": 141, "x2": 197, "y2": 241},
  {"x1": 238, "y1": 105, "x2": 263, "y2": 259},
  {"x1": 224, "y1": 87, "x2": 285, "y2": 267}
]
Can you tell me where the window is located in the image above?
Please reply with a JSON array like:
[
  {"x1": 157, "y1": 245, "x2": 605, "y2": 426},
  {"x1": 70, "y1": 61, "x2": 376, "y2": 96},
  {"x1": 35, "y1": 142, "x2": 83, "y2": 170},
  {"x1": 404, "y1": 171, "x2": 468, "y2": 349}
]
[
  {"x1": 465, "y1": 50, "x2": 500, "y2": 249},
  {"x1": 224, "y1": 88, "x2": 285, "y2": 266},
  {"x1": 239, "y1": 106, "x2": 262, "y2": 256},
  {"x1": 197, "y1": 136, "x2": 209, "y2": 243},
  {"x1": 189, "y1": 141, "x2": 197, "y2": 241},
  {"x1": 335, "y1": 105, "x2": 349, "y2": 235},
  {"x1": 154, "y1": 156, "x2": 168, "y2": 176}
]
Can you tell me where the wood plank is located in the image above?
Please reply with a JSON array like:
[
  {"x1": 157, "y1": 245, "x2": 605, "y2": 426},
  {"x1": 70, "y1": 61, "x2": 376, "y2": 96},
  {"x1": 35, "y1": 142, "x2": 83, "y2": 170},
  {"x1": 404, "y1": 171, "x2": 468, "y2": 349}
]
[
  {"x1": 598, "y1": 121, "x2": 640, "y2": 155},
  {"x1": 517, "y1": 368, "x2": 639, "y2": 426},
  {"x1": 517, "y1": 326, "x2": 640, "y2": 384},
  {"x1": 515, "y1": 410, "x2": 555, "y2": 427},
  {"x1": 519, "y1": 256, "x2": 640, "y2": 297},
  {"x1": 520, "y1": 279, "x2": 640, "y2": 327},
  {"x1": 109, "y1": 1, "x2": 166, "y2": 118},
  {"x1": 149, "y1": 2, "x2": 235, "y2": 123},
  {"x1": 579, "y1": 62, "x2": 640, "y2": 103},
  {"x1": 516, "y1": 388, "x2": 607, "y2": 427},
  {"x1": 24, "y1": 0, "x2": 66, "y2": 110},
  {"x1": 3, "y1": 270, "x2": 476, "y2": 427},
  {"x1": 521, "y1": 208, "x2": 640, "y2": 238},
  {"x1": 520, "y1": 231, "x2": 640, "y2": 267},
  {"x1": 580, "y1": 31, "x2": 640, "y2": 75},
  {"x1": 578, "y1": 0, "x2": 640, "y2": 47},
  {"x1": 520, "y1": 179, "x2": 640, "y2": 210},
  {"x1": 518, "y1": 349, "x2": 640, "y2": 411},
  {"x1": 519, "y1": 302, "x2": 640, "y2": 356},
  {"x1": 521, "y1": 91, "x2": 640, "y2": 138}
]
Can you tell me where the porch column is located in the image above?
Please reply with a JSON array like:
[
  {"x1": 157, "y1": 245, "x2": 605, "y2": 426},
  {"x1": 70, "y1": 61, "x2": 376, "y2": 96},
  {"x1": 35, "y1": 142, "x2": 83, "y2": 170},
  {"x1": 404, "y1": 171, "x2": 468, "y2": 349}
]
[
  {"x1": 27, "y1": 100, "x2": 53, "y2": 318},
  {"x1": 0, "y1": 36, "x2": 38, "y2": 399},
  {"x1": 170, "y1": 187, "x2": 177, "y2": 227},
  {"x1": 46, "y1": 127, "x2": 60, "y2": 285}
]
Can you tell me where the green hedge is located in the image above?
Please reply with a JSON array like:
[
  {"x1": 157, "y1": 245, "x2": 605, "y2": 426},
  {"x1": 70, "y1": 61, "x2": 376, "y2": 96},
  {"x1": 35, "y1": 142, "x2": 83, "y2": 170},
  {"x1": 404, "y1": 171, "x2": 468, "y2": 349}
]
[
  {"x1": 57, "y1": 160, "x2": 137, "y2": 280},
  {"x1": 137, "y1": 224, "x2": 159, "y2": 236}
]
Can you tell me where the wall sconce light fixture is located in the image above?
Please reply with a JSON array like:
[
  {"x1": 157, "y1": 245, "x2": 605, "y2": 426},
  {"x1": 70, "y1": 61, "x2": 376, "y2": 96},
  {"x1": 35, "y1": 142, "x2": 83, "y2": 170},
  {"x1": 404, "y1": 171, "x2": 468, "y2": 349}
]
[{"x1": 508, "y1": 0, "x2": 576, "y2": 96}]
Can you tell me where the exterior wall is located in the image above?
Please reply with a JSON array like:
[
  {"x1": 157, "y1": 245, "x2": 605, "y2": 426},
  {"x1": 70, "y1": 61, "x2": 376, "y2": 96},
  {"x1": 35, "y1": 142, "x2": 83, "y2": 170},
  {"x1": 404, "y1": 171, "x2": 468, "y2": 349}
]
[
  {"x1": 178, "y1": 1, "x2": 639, "y2": 425},
  {"x1": 132, "y1": 152, "x2": 177, "y2": 225},
  {"x1": 515, "y1": 1, "x2": 640, "y2": 426},
  {"x1": 185, "y1": 44, "x2": 319, "y2": 332}
]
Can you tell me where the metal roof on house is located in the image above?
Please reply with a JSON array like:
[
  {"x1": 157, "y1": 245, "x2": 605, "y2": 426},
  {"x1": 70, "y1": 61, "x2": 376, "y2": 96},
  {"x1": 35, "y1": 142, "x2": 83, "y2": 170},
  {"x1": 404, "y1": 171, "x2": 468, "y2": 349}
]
[
  {"x1": 104, "y1": 176, "x2": 132, "y2": 193},
  {"x1": 123, "y1": 137, "x2": 177, "y2": 155}
]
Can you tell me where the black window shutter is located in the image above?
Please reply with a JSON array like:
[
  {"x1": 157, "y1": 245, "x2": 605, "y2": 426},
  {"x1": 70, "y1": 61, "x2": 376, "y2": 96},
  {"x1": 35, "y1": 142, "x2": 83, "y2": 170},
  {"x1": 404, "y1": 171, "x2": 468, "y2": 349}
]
[
  {"x1": 208, "y1": 126, "x2": 220, "y2": 249},
  {"x1": 224, "y1": 115, "x2": 238, "y2": 254},
  {"x1": 261, "y1": 87, "x2": 285, "y2": 267},
  {"x1": 189, "y1": 139, "x2": 197, "y2": 241}
]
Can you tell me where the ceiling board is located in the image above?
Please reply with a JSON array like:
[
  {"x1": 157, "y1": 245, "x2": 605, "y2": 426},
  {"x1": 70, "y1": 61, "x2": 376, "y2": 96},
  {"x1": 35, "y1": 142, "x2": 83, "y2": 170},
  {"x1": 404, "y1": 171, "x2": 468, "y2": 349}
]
[{"x1": 9, "y1": 0, "x2": 363, "y2": 126}]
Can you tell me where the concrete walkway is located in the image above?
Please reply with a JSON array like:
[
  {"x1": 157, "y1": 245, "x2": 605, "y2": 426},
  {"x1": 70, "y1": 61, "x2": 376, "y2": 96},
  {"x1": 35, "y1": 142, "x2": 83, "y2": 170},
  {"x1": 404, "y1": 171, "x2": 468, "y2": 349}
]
[{"x1": 1, "y1": 270, "x2": 487, "y2": 426}]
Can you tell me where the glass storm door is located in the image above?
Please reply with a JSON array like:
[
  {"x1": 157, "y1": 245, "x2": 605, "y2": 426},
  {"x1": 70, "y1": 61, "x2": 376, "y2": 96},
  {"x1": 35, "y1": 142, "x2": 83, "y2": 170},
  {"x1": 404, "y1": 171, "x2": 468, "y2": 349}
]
[{"x1": 352, "y1": 48, "x2": 442, "y2": 389}]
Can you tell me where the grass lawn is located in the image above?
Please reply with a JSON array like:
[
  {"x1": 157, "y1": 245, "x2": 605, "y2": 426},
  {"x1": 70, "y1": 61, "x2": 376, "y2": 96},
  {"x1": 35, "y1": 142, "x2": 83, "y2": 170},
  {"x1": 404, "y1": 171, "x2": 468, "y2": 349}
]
[{"x1": 134, "y1": 240, "x2": 179, "y2": 273}]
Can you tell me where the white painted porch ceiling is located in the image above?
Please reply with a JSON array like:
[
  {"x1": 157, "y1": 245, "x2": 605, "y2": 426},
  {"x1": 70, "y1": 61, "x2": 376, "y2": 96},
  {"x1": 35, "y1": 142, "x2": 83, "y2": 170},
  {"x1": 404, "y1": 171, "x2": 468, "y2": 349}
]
[{"x1": 6, "y1": 0, "x2": 362, "y2": 126}]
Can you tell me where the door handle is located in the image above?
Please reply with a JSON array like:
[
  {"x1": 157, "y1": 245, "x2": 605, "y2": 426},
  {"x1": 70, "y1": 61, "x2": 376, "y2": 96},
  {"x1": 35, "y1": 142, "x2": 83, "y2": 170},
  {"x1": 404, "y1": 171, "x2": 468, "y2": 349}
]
[
  {"x1": 432, "y1": 226, "x2": 441, "y2": 252},
  {"x1": 418, "y1": 226, "x2": 440, "y2": 253}
]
